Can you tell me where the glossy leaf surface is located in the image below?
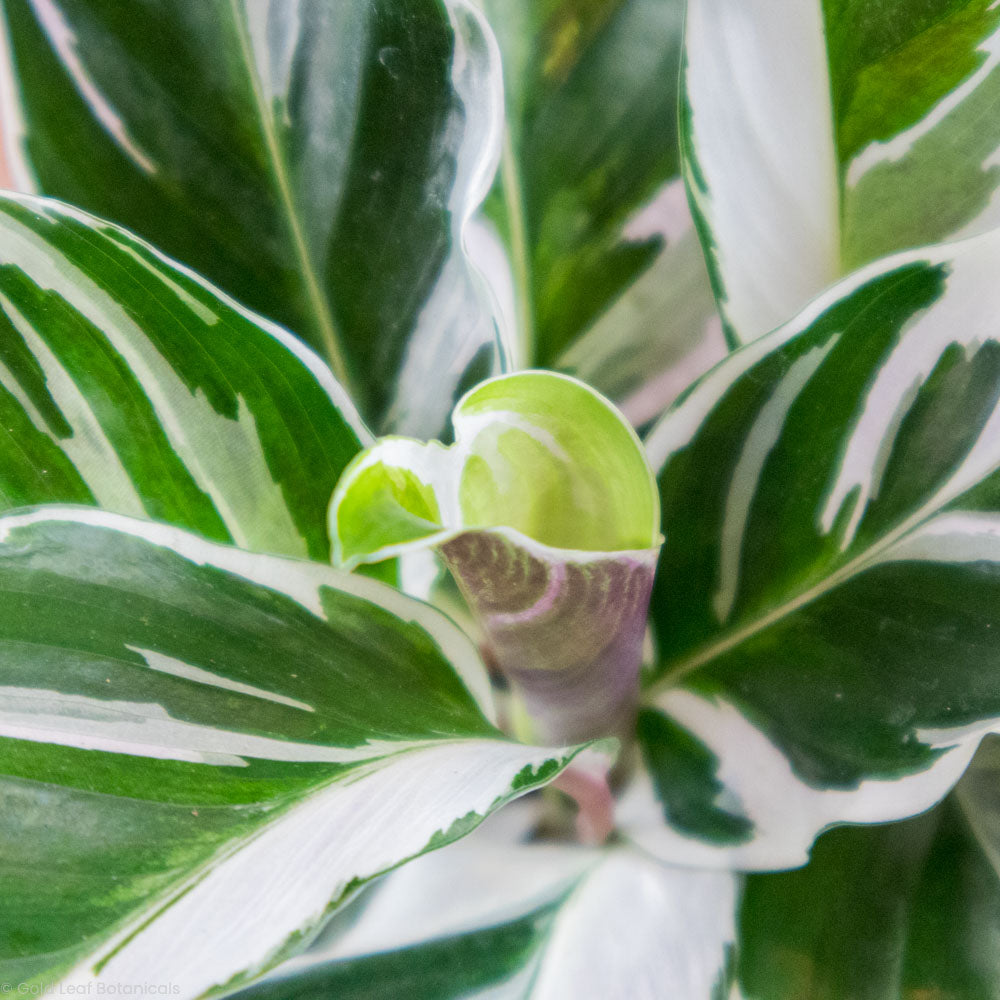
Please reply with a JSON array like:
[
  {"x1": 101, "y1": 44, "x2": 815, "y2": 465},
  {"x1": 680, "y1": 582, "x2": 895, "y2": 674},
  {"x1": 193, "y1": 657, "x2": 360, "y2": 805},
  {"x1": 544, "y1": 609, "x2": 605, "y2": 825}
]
[
  {"x1": 0, "y1": 192, "x2": 366, "y2": 558},
  {"x1": 631, "y1": 229, "x2": 1000, "y2": 867},
  {"x1": 0, "y1": 192, "x2": 364, "y2": 560},
  {"x1": 0, "y1": 508, "x2": 586, "y2": 998},
  {"x1": 0, "y1": 0, "x2": 506, "y2": 433}
]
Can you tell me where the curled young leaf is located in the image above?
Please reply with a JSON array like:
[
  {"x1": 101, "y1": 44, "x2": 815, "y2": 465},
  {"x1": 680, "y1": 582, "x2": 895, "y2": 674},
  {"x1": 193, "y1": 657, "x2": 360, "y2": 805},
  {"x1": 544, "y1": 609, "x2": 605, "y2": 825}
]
[{"x1": 332, "y1": 371, "x2": 661, "y2": 744}]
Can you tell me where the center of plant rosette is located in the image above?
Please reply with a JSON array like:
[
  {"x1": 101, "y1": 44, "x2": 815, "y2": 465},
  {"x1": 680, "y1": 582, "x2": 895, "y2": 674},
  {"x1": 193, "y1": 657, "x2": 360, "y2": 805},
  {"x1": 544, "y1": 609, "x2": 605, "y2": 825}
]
[{"x1": 331, "y1": 371, "x2": 662, "y2": 745}]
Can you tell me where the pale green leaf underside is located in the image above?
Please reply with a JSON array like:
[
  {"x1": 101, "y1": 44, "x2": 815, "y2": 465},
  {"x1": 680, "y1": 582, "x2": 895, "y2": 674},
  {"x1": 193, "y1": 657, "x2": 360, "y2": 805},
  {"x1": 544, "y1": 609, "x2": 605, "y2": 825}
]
[
  {"x1": 0, "y1": 191, "x2": 365, "y2": 561},
  {"x1": 0, "y1": 508, "x2": 584, "y2": 998},
  {"x1": 633, "y1": 227, "x2": 1000, "y2": 867}
]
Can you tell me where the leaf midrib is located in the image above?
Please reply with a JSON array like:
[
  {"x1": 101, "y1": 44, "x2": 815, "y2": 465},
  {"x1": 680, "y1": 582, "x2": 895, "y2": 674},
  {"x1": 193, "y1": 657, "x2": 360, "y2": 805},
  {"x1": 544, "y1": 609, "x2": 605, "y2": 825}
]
[
  {"x1": 225, "y1": 0, "x2": 353, "y2": 393},
  {"x1": 647, "y1": 476, "x2": 973, "y2": 697}
]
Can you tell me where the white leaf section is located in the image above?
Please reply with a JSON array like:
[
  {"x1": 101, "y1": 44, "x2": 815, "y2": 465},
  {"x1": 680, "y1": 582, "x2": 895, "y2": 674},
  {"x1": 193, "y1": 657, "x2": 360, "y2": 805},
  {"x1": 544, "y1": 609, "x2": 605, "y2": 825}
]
[
  {"x1": 129, "y1": 646, "x2": 316, "y2": 714},
  {"x1": 714, "y1": 337, "x2": 838, "y2": 621},
  {"x1": 57, "y1": 739, "x2": 572, "y2": 999},
  {"x1": 820, "y1": 236, "x2": 1000, "y2": 546},
  {"x1": 683, "y1": 0, "x2": 839, "y2": 342},
  {"x1": 529, "y1": 852, "x2": 736, "y2": 1000},
  {"x1": 0, "y1": 290, "x2": 145, "y2": 514},
  {"x1": 310, "y1": 808, "x2": 596, "y2": 964},
  {"x1": 621, "y1": 689, "x2": 993, "y2": 871},
  {"x1": 267, "y1": 824, "x2": 737, "y2": 1000},
  {"x1": 0, "y1": 687, "x2": 399, "y2": 766},
  {"x1": 0, "y1": 4, "x2": 36, "y2": 192}
]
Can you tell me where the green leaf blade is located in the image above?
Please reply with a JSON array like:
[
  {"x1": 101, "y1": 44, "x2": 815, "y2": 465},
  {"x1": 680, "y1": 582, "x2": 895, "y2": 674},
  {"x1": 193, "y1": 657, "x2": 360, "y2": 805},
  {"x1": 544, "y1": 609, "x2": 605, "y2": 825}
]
[
  {"x1": 0, "y1": 508, "x2": 585, "y2": 997},
  {"x1": 0, "y1": 192, "x2": 365, "y2": 560},
  {"x1": 682, "y1": 0, "x2": 1000, "y2": 342},
  {"x1": 632, "y1": 229, "x2": 1000, "y2": 865},
  {"x1": 1, "y1": 0, "x2": 506, "y2": 433}
]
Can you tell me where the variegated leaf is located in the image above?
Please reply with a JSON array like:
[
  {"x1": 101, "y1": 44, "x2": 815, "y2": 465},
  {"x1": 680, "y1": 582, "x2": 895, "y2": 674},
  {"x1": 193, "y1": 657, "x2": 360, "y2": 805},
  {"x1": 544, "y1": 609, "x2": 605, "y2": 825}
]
[
  {"x1": 0, "y1": 0, "x2": 507, "y2": 434},
  {"x1": 0, "y1": 507, "x2": 591, "y2": 998},
  {"x1": 631, "y1": 227, "x2": 1000, "y2": 867},
  {"x1": 684, "y1": 0, "x2": 1000, "y2": 342},
  {"x1": 735, "y1": 738, "x2": 1000, "y2": 997},
  {"x1": 233, "y1": 810, "x2": 738, "y2": 1000},
  {"x1": 0, "y1": 191, "x2": 365, "y2": 561},
  {"x1": 332, "y1": 371, "x2": 661, "y2": 744},
  {"x1": 477, "y1": 0, "x2": 722, "y2": 420}
]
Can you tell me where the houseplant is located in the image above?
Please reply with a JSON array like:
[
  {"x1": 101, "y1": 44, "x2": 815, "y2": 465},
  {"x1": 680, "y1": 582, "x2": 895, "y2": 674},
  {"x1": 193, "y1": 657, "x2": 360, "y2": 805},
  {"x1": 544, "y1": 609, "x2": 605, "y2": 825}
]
[{"x1": 1, "y1": 0, "x2": 1000, "y2": 995}]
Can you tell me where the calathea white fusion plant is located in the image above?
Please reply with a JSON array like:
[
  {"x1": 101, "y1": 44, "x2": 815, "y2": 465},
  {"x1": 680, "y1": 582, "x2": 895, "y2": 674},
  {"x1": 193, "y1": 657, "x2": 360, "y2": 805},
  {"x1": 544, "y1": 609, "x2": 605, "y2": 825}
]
[{"x1": 1, "y1": 0, "x2": 1000, "y2": 997}]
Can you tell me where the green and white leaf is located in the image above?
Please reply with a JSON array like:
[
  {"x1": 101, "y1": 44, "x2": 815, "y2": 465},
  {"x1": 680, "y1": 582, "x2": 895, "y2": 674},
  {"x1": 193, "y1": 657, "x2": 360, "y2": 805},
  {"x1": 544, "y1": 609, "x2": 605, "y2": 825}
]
[
  {"x1": 557, "y1": 182, "x2": 728, "y2": 428},
  {"x1": 684, "y1": 0, "x2": 1000, "y2": 342},
  {"x1": 734, "y1": 738, "x2": 1000, "y2": 998},
  {"x1": 0, "y1": 191, "x2": 365, "y2": 561},
  {"x1": 333, "y1": 371, "x2": 661, "y2": 743},
  {"x1": 478, "y1": 0, "x2": 720, "y2": 418},
  {"x1": 233, "y1": 810, "x2": 738, "y2": 1000},
  {"x1": 0, "y1": 0, "x2": 508, "y2": 434},
  {"x1": 632, "y1": 226, "x2": 1000, "y2": 867},
  {"x1": 0, "y1": 507, "x2": 590, "y2": 998}
]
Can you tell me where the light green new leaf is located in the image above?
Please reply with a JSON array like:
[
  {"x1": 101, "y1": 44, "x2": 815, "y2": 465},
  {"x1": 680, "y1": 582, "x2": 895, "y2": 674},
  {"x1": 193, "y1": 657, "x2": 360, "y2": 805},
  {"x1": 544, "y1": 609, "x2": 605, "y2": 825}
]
[
  {"x1": 736, "y1": 738, "x2": 1000, "y2": 998},
  {"x1": 333, "y1": 371, "x2": 661, "y2": 743},
  {"x1": 232, "y1": 813, "x2": 738, "y2": 1000},
  {"x1": 630, "y1": 227, "x2": 1000, "y2": 868},
  {"x1": 0, "y1": 192, "x2": 365, "y2": 561},
  {"x1": 684, "y1": 0, "x2": 1000, "y2": 343},
  {"x1": 0, "y1": 0, "x2": 507, "y2": 434},
  {"x1": 478, "y1": 0, "x2": 722, "y2": 420},
  {"x1": 0, "y1": 507, "x2": 591, "y2": 999}
]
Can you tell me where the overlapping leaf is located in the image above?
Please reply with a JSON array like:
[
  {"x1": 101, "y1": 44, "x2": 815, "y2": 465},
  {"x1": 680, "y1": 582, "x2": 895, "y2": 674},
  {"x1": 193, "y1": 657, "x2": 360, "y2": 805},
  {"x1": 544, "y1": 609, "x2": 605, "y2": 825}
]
[
  {"x1": 684, "y1": 0, "x2": 1000, "y2": 342},
  {"x1": 0, "y1": 192, "x2": 364, "y2": 560},
  {"x1": 629, "y1": 227, "x2": 1000, "y2": 867},
  {"x1": 478, "y1": 0, "x2": 722, "y2": 421},
  {"x1": 233, "y1": 810, "x2": 737, "y2": 1000},
  {"x1": 0, "y1": 0, "x2": 506, "y2": 433},
  {"x1": 735, "y1": 738, "x2": 1000, "y2": 998},
  {"x1": 0, "y1": 508, "x2": 589, "y2": 998}
]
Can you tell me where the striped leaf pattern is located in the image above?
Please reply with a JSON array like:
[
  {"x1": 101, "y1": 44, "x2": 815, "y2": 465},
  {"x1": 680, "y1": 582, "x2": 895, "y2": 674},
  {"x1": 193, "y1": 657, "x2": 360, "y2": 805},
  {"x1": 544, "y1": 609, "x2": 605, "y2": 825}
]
[
  {"x1": 0, "y1": 192, "x2": 364, "y2": 561},
  {"x1": 632, "y1": 227, "x2": 1000, "y2": 867},
  {"x1": 0, "y1": 508, "x2": 588, "y2": 998},
  {"x1": 735, "y1": 738, "x2": 1000, "y2": 998},
  {"x1": 684, "y1": 0, "x2": 1000, "y2": 343},
  {"x1": 0, "y1": 0, "x2": 507, "y2": 434},
  {"x1": 234, "y1": 816, "x2": 737, "y2": 1000}
]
